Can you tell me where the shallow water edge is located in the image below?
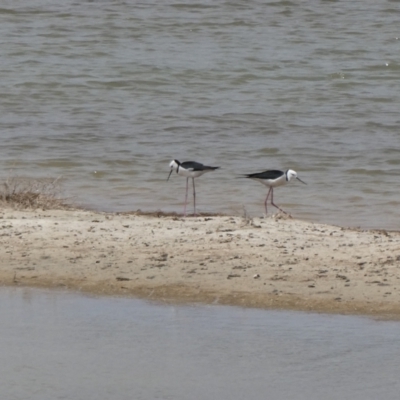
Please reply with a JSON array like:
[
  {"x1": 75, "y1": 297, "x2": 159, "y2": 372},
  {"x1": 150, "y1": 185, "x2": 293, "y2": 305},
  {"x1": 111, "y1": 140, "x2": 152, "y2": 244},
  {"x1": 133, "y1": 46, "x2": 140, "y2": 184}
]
[{"x1": 2, "y1": 280, "x2": 400, "y2": 322}]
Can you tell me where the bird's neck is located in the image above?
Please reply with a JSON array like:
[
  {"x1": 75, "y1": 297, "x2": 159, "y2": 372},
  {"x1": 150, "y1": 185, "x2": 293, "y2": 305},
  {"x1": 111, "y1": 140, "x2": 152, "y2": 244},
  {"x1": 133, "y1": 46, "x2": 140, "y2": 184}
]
[{"x1": 285, "y1": 170, "x2": 289, "y2": 181}]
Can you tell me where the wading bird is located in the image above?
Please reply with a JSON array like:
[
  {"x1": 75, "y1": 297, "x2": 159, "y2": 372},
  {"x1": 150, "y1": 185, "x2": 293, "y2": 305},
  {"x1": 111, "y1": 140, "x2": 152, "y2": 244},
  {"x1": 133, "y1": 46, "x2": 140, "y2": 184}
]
[
  {"x1": 167, "y1": 159, "x2": 219, "y2": 216},
  {"x1": 244, "y1": 169, "x2": 306, "y2": 215}
]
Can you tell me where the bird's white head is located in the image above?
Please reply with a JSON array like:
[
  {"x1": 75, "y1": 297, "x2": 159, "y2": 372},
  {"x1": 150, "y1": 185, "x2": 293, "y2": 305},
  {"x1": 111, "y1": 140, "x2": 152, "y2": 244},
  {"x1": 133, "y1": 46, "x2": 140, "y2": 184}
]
[
  {"x1": 286, "y1": 169, "x2": 297, "y2": 181},
  {"x1": 286, "y1": 169, "x2": 306, "y2": 184},
  {"x1": 167, "y1": 159, "x2": 180, "y2": 180}
]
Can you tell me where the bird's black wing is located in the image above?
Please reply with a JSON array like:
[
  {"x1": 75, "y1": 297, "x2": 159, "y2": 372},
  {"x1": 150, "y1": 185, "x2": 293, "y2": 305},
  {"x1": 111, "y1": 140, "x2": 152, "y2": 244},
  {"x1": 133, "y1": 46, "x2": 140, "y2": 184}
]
[
  {"x1": 181, "y1": 161, "x2": 219, "y2": 171},
  {"x1": 245, "y1": 170, "x2": 284, "y2": 180}
]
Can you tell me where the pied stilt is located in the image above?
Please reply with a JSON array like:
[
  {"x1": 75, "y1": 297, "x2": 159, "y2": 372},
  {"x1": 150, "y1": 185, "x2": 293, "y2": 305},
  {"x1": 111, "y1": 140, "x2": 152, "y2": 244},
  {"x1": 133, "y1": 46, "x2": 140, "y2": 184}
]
[
  {"x1": 244, "y1": 169, "x2": 306, "y2": 215},
  {"x1": 168, "y1": 159, "x2": 219, "y2": 216}
]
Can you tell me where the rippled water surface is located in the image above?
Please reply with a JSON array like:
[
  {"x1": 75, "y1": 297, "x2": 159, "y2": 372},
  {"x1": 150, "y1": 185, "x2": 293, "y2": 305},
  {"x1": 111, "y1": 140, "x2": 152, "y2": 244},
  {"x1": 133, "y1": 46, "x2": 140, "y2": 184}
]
[
  {"x1": 1, "y1": 1, "x2": 400, "y2": 228},
  {"x1": 1, "y1": 287, "x2": 400, "y2": 400}
]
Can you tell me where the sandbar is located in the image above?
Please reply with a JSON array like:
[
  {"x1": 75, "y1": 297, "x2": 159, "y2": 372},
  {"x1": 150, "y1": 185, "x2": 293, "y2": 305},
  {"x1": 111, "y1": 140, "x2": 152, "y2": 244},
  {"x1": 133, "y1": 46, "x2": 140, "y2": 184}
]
[{"x1": 1, "y1": 208, "x2": 399, "y2": 319}]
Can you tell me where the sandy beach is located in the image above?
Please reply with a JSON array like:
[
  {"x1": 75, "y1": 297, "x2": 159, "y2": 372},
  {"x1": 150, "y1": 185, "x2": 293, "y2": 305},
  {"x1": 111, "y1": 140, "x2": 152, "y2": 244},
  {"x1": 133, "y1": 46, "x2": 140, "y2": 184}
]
[{"x1": 1, "y1": 207, "x2": 400, "y2": 318}]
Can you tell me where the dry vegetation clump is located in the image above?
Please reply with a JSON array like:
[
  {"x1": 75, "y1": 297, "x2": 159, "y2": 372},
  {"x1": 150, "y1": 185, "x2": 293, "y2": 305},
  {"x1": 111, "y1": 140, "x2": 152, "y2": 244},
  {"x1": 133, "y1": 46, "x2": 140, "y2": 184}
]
[{"x1": 0, "y1": 176, "x2": 72, "y2": 210}]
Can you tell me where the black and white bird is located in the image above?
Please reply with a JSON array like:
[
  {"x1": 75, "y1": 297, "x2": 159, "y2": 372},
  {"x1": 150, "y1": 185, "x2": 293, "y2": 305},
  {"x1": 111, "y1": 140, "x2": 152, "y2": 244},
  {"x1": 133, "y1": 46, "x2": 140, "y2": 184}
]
[
  {"x1": 244, "y1": 169, "x2": 306, "y2": 215},
  {"x1": 167, "y1": 159, "x2": 220, "y2": 216}
]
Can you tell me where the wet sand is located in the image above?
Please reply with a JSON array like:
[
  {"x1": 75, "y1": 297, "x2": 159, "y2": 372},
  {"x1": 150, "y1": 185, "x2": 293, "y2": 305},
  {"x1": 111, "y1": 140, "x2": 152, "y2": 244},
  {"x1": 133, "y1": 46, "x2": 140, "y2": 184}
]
[{"x1": 1, "y1": 208, "x2": 400, "y2": 318}]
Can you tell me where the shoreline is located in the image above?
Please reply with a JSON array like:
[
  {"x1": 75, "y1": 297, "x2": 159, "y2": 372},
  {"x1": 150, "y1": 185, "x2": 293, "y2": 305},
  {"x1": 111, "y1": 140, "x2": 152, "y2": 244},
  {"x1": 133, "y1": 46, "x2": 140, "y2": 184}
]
[{"x1": 1, "y1": 207, "x2": 400, "y2": 319}]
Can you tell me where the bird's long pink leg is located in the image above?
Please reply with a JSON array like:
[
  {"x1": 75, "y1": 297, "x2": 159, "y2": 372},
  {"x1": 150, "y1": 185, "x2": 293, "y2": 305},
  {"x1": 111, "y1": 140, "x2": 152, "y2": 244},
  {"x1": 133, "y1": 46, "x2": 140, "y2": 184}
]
[
  {"x1": 183, "y1": 177, "x2": 189, "y2": 216},
  {"x1": 264, "y1": 187, "x2": 272, "y2": 214},
  {"x1": 270, "y1": 188, "x2": 288, "y2": 214},
  {"x1": 192, "y1": 178, "x2": 196, "y2": 216}
]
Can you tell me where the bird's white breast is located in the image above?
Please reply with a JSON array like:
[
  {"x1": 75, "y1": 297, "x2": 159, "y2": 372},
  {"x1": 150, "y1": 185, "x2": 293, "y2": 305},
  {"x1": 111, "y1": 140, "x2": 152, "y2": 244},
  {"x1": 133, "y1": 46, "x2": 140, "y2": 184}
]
[
  {"x1": 177, "y1": 168, "x2": 206, "y2": 178},
  {"x1": 252, "y1": 175, "x2": 287, "y2": 188}
]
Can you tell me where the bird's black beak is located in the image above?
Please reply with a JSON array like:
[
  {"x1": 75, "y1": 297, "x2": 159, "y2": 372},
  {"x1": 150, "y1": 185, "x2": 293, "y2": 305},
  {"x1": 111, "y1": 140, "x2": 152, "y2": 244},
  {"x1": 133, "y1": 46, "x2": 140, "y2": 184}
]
[
  {"x1": 167, "y1": 169, "x2": 173, "y2": 181},
  {"x1": 297, "y1": 177, "x2": 306, "y2": 185}
]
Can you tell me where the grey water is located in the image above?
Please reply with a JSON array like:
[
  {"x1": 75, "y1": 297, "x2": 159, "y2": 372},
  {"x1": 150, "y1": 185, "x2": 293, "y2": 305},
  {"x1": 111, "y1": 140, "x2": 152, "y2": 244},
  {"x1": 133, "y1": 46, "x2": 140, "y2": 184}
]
[
  {"x1": 1, "y1": 1, "x2": 400, "y2": 229},
  {"x1": 0, "y1": 287, "x2": 400, "y2": 400}
]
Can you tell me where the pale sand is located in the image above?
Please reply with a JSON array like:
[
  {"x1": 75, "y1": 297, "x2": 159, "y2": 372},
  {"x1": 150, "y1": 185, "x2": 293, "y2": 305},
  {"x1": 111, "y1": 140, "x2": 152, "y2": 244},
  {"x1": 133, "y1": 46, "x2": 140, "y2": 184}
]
[{"x1": 1, "y1": 207, "x2": 400, "y2": 318}]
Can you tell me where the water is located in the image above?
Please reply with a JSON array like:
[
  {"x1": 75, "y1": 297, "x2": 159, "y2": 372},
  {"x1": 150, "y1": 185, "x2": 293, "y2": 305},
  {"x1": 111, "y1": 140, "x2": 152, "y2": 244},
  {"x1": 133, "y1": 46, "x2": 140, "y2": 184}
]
[
  {"x1": 0, "y1": 287, "x2": 399, "y2": 400},
  {"x1": 1, "y1": 1, "x2": 400, "y2": 229}
]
